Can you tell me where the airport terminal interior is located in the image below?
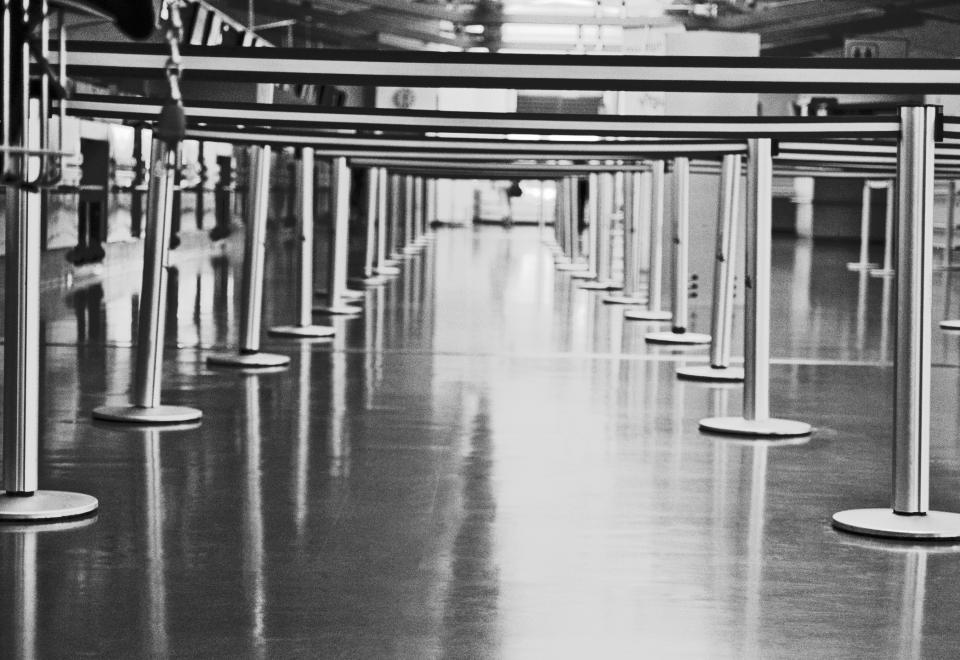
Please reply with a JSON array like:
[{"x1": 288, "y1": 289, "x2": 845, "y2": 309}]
[{"x1": 7, "y1": 0, "x2": 960, "y2": 658}]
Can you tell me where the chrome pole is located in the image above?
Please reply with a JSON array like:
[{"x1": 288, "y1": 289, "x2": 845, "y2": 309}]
[
  {"x1": 893, "y1": 109, "x2": 932, "y2": 516},
  {"x1": 604, "y1": 170, "x2": 646, "y2": 304},
  {"x1": 389, "y1": 173, "x2": 404, "y2": 260},
  {"x1": 677, "y1": 153, "x2": 744, "y2": 381},
  {"x1": 403, "y1": 175, "x2": 417, "y2": 254},
  {"x1": 834, "y1": 106, "x2": 960, "y2": 539},
  {"x1": 948, "y1": 181, "x2": 958, "y2": 269},
  {"x1": 299, "y1": 149, "x2": 317, "y2": 326},
  {"x1": 572, "y1": 173, "x2": 600, "y2": 280},
  {"x1": 425, "y1": 177, "x2": 437, "y2": 236},
  {"x1": 363, "y1": 167, "x2": 378, "y2": 278},
  {"x1": 625, "y1": 161, "x2": 671, "y2": 321},
  {"x1": 239, "y1": 146, "x2": 271, "y2": 352},
  {"x1": 847, "y1": 180, "x2": 877, "y2": 271},
  {"x1": 315, "y1": 156, "x2": 361, "y2": 316},
  {"x1": 582, "y1": 173, "x2": 619, "y2": 290},
  {"x1": 376, "y1": 167, "x2": 399, "y2": 276},
  {"x1": 267, "y1": 146, "x2": 335, "y2": 337},
  {"x1": 871, "y1": 181, "x2": 895, "y2": 277},
  {"x1": 94, "y1": 139, "x2": 203, "y2": 422},
  {"x1": 699, "y1": 139, "x2": 809, "y2": 437},
  {"x1": 645, "y1": 157, "x2": 709, "y2": 343},
  {"x1": 208, "y1": 145, "x2": 292, "y2": 366},
  {"x1": 0, "y1": 2, "x2": 97, "y2": 516}
]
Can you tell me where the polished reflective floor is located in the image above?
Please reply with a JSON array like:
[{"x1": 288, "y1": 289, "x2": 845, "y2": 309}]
[{"x1": 4, "y1": 225, "x2": 960, "y2": 658}]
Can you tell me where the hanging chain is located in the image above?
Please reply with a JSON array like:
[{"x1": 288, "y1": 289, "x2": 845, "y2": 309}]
[
  {"x1": 157, "y1": 0, "x2": 187, "y2": 145},
  {"x1": 162, "y1": 0, "x2": 185, "y2": 103}
]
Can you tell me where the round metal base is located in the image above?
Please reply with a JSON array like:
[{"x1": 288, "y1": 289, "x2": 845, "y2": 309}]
[
  {"x1": 846, "y1": 261, "x2": 879, "y2": 271},
  {"x1": 376, "y1": 266, "x2": 401, "y2": 276},
  {"x1": 676, "y1": 365, "x2": 745, "y2": 382},
  {"x1": 603, "y1": 294, "x2": 647, "y2": 305},
  {"x1": 403, "y1": 246, "x2": 421, "y2": 255},
  {"x1": 343, "y1": 289, "x2": 365, "y2": 299},
  {"x1": 93, "y1": 404, "x2": 203, "y2": 424},
  {"x1": 0, "y1": 491, "x2": 98, "y2": 521},
  {"x1": 556, "y1": 262, "x2": 589, "y2": 271},
  {"x1": 268, "y1": 324, "x2": 335, "y2": 338},
  {"x1": 624, "y1": 309, "x2": 673, "y2": 322},
  {"x1": 832, "y1": 509, "x2": 960, "y2": 540},
  {"x1": 381, "y1": 259, "x2": 400, "y2": 267},
  {"x1": 869, "y1": 268, "x2": 895, "y2": 278},
  {"x1": 207, "y1": 352, "x2": 291, "y2": 368},
  {"x1": 313, "y1": 304, "x2": 362, "y2": 316},
  {"x1": 580, "y1": 280, "x2": 622, "y2": 291},
  {"x1": 569, "y1": 271, "x2": 598, "y2": 280},
  {"x1": 645, "y1": 331, "x2": 711, "y2": 345},
  {"x1": 941, "y1": 319, "x2": 960, "y2": 331},
  {"x1": 699, "y1": 416, "x2": 812, "y2": 438}
]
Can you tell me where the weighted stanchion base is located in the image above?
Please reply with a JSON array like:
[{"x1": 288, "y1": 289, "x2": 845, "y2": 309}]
[
  {"x1": 313, "y1": 305, "x2": 362, "y2": 316},
  {"x1": 207, "y1": 352, "x2": 291, "y2": 368},
  {"x1": 699, "y1": 416, "x2": 812, "y2": 438},
  {"x1": 676, "y1": 365, "x2": 745, "y2": 382},
  {"x1": 403, "y1": 245, "x2": 420, "y2": 255},
  {"x1": 556, "y1": 262, "x2": 589, "y2": 271},
  {"x1": 869, "y1": 268, "x2": 895, "y2": 278},
  {"x1": 570, "y1": 271, "x2": 598, "y2": 280},
  {"x1": 940, "y1": 319, "x2": 960, "y2": 330},
  {"x1": 847, "y1": 261, "x2": 879, "y2": 271},
  {"x1": 93, "y1": 404, "x2": 202, "y2": 424},
  {"x1": 0, "y1": 491, "x2": 98, "y2": 521},
  {"x1": 580, "y1": 280, "x2": 622, "y2": 291},
  {"x1": 390, "y1": 251, "x2": 413, "y2": 260},
  {"x1": 376, "y1": 266, "x2": 401, "y2": 276},
  {"x1": 603, "y1": 294, "x2": 647, "y2": 305},
  {"x1": 381, "y1": 259, "x2": 401, "y2": 267},
  {"x1": 343, "y1": 289, "x2": 365, "y2": 300},
  {"x1": 624, "y1": 309, "x2": 672, "y2": 322},
  {"x1": 832, "y1": 509, "x2": 960, "y2": 540},
  {"x1": 645, "y1": 331, "x2": 711, "y2": 345},
  {"x1": 268, "y1": 324, "x2": 335, "y2": 338}
]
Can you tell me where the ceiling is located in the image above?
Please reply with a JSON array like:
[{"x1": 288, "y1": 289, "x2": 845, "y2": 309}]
[{"x1": 204, "y1": 0, "x2": 960, "y2": 55}]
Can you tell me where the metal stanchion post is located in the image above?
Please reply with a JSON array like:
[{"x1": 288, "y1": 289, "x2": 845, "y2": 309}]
[
  {"x1": 208, "y1": 145, "x2": 292, "y2": 366},
  {"x1": 94, "y1": 140, "x2": 205, "y2": 420},
  {"x1": 314, "y1": 156, "x2": 362, "y2": 316},
  {"x1": 678, "y1": 153, "x2": 746, "y2": 381},
  {"x1": 847, "y1": 179, "x2": 879, "y2": 271},
  {"x1": 0, "y1": 5, "x2": 97, "y2": 516},
  {"x1": 699, "y1": 139, "x2": 810, "y2": 437},
  {"x1": 626, "y1": 160, "x2": 671, "y2": 322},
  {"x1": 582, "y1": 172, "x2": 621, "y2": 290},
  {"x1": 605, "y1": 170, "x2": 649, "y2": 305},
  {"x1": 834, "y1": 106, "x2": 960, "y2": 539},
  {"x1": 646, "y1": 157, "x2": 710, "y2": 344},
  {"x1": 377, "y1": 168, "x2": 400, "y2": 275},
  {"x1": 402, "y1": 175, "x2": 419, "y2": 255},
  {"x1": 268, "y1": 147, "x2": 336, "y2": 337},
  {"x1": 557, "y1": 177, "x2": 587, "y2": 271},
  {"x1": 424, "y1": 177, "x2": 437, "y2": 239},
  {"x1": 388, "y1": 173, "x2": 405, "y2": 261},
  {"x1": 870, "y1": 181, "x2": 896, "y2": 277},
  {"x1": 572, "y1": 173, "x2": 600, "y2": 280},
  {"x1": 353, "y1": 166, "x2": 387, "y2": 287}
]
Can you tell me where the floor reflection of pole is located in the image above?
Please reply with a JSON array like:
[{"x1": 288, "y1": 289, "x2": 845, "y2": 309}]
[
  {"x1": 899, "y1": 550, "x2": 925, "y2": 660},
  {"x1": 242, "y1": 375, "x2": 267, "y2": 656},
  {"x1": 145, "y1": 428, "x2": 169, "y2": 658},
  {"x1": 329, "y1": 345, "x2": 350, "y2": 478},
  {"x1": 295, "y1": 344, "x2": 311, "y2": 538},
  {"x1": 2, "y1": 517, "x2": 97, "y2": 657}
]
